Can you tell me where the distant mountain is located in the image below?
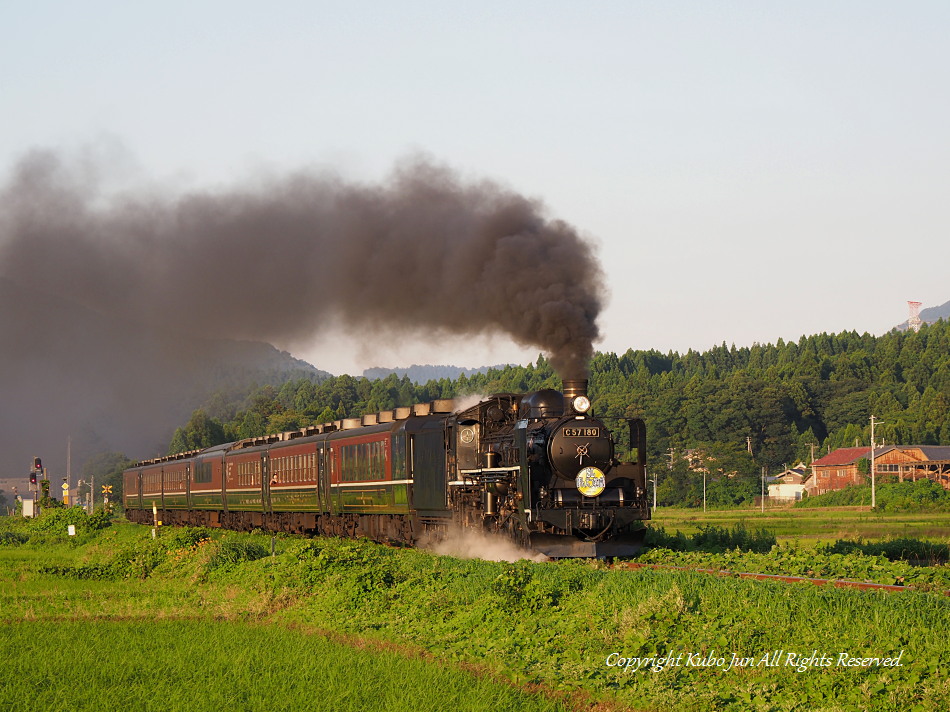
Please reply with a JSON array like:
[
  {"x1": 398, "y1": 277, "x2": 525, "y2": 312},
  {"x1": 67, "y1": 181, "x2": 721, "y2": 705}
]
[
  {"x1": 0, "y1": 277, "x2": 329, "y2": 476},
  {"x1": 896, "y1": 298, "x2": 950, "y2": 331},
  {"x1": 363, "y1": 364, "x2": 512, "y2": 384},
  {"x1": 919, "y1": 300, "x2": 950, "y2": 323}
]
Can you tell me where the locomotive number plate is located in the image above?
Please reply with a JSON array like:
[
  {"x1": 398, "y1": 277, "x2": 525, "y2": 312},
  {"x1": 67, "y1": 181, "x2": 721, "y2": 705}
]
[{"x1": 563, "y1": 427, "x2": 600, "y2": 438}]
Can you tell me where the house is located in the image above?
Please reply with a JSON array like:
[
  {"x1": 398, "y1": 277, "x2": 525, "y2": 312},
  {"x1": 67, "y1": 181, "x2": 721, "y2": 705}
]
[
  {"x1": 805, "y1": 447, "x2": 872, "y2": 496},
  {"x1": 873, "y1": 446, "x2": 950, "y2": 486},
  {"x1": 768, "y1": 464, "x2": 808, "y2": 502},
  {"x1": 774, "y1": 463, "x2": 808, "y2": 485},
  {"x1": 805, "y1": 446, "x2": 950, "y2": 496}
]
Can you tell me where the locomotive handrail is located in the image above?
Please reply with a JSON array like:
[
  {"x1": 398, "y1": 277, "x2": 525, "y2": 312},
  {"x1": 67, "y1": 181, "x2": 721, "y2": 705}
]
[{"x1": 451, "y1": 466, "x2": 520, "y2": 486}]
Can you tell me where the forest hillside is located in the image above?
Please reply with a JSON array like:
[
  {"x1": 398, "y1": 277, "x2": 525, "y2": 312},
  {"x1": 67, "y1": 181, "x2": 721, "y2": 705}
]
[{"x1": 140, "y1": 321, "x2": 950, "y2": 508}]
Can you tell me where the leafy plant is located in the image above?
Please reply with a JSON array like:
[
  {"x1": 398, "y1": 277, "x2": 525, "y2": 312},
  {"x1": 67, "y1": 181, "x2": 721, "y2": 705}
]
[
  {"x1": 644, "y1": 523, "x2": 776, "y2": 553},
  {"x1": 0, "y1": 531, "x2": 29, "y2": 546}
]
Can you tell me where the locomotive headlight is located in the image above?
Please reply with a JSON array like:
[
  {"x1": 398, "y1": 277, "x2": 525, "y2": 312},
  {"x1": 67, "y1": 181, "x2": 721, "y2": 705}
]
[{"x1": 572, "y1": 395, "x2": 591, "y2": 413}]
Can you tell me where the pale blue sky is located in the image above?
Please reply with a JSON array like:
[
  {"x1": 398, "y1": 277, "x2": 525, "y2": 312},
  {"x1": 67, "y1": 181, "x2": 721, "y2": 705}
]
[{"x1": 3, "y1": 1, "x2": 948, "y2": 374}]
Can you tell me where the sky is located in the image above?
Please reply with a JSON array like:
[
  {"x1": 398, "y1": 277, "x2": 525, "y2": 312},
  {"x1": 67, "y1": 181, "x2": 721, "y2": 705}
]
[{"x1": 2, "y1": 1, "x2": 948, "y2": 377}]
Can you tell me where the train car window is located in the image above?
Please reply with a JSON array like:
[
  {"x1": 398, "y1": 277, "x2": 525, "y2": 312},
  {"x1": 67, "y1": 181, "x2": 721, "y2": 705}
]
[
  {"x1": 392, "y1": 433, "x2": 406, "y2": 480},
  {"x1": 194, "y1": 462, "x2": 211, "y2": 484},
  {"x1": 338, "y1": 439, "x2": 388, "y2": 482}
]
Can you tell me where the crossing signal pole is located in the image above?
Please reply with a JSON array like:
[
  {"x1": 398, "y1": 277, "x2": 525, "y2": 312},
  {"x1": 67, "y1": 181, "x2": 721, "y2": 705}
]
[{"x1": 30, "y1": 457, "x2": 42, "y2": 494}]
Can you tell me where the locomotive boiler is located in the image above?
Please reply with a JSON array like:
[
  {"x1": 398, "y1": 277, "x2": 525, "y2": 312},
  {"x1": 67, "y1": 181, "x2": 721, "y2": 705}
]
[{"x1": 124, "y1": 379, "x2": 650, "y2": 557}]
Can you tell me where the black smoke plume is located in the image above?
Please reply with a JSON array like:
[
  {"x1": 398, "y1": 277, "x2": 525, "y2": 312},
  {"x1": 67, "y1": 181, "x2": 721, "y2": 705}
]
[
  {"x1": 0, "y1": 149, "x2": 603, "y2": 473},
  {"x1": 1, "y1": 150, "x2": 603, "y2": 377}
]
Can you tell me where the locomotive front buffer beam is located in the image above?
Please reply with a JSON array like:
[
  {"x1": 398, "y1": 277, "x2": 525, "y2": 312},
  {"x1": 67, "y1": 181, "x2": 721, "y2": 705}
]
[{"x1": 529, "y1": 530, "x2": 647, "y2": 558}]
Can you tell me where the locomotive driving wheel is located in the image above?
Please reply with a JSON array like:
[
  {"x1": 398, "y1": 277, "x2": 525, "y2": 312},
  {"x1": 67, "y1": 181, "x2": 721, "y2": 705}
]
[{"x1": 500, "y1": 512, "x2": 530, "y2": 548}]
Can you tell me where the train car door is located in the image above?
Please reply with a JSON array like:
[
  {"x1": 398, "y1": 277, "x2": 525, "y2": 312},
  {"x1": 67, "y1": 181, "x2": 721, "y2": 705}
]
[
  {"x1": 262, "y1": 451, "x2": 271, "y2": 514},
  {"x1": 220, "y1": 456, "x2": 229, "y2": 514},
  {"x1": 317, "y1": 444, "x2": 327, "y2": 514},
  {"x1": 409, "y1": 424, "x2": 448, "y2": 513}
]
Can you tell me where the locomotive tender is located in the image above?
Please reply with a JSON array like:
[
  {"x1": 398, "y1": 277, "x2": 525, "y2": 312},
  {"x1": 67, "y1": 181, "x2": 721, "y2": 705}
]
[{"x1": 124, "y1": 379, "x2": 650, "y2": 557}]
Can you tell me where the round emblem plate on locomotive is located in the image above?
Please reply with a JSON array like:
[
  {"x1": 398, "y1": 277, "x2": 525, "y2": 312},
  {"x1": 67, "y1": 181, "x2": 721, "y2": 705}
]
[{"x1": 575, "y1": 466, "x2": 606, "y2": 497}]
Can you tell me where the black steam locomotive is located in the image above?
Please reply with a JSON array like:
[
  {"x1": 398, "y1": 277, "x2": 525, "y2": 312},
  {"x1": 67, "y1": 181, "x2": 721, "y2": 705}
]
[{"x1": 124, "y1": 379, "x2": 650, "y2": 557}]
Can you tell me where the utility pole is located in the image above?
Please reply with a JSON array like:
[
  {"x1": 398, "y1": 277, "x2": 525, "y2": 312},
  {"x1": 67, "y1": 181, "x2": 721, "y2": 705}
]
[
  {"x1": 870, "y1": 415, "x2": 882, "y2": 509},
  {"x1": 648, "y1": 472, "x2": 657, "y2": 514},
  {"x1": 702, "y1": 470, "x2": 707, "y2": 513},
  {"x1": 761, "y1": 466, "x2": 766, "y2": 513}
]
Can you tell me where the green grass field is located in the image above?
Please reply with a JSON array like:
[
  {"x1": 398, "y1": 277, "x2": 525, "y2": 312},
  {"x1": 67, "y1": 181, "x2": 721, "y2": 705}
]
[
  {"x1": 649, "y1": 506, "x2": 950, "y2": 544},
  {"x1": 0, "y1": 620, "x2": 568, "y2": 712},
  {"x1": 2, "y1": 511, "x2": 950, "y2": 711}
]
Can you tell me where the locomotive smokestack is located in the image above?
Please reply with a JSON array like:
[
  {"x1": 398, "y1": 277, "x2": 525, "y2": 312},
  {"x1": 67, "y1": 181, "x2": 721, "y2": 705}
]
[{"x1": 562, "y1": 379, "x2": 588, "y2": 400}]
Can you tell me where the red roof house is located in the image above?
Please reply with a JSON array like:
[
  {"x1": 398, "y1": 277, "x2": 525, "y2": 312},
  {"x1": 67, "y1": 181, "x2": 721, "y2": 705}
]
[{"x1": 806, "y1": 445, "x2": 950, "y2": 495}]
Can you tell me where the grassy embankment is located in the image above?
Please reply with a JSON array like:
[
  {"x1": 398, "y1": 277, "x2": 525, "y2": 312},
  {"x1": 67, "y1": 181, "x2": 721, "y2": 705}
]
[{"x1": 2, "y1": 509, "x2": 950, "y2": 712}]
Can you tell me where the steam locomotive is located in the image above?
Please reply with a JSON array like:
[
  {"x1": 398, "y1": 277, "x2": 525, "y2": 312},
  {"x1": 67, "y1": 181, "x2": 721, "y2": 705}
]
[{"x1": 124, "y1": 379, "x2": 650, "y2": 557}]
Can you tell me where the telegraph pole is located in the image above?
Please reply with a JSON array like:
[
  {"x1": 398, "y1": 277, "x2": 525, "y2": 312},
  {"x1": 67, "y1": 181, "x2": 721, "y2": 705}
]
[
  {"x1": 870, "y1": 415, "x2": 882, "y2": 509},
  {"x1": 702, "y1": 470, "x2": 707, "y2": 513},
  {"x1": 66, "y1": 436, "x2": 71, "y2": 502}
]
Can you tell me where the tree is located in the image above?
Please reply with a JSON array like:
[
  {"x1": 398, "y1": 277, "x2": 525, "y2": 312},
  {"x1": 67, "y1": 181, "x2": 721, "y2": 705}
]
[
  {"x1": 237, "y1": 411, "x2": 266, "y2": 439},
  {"x1": 168, "y1": 409, "x2": 227, "y2": 454}
]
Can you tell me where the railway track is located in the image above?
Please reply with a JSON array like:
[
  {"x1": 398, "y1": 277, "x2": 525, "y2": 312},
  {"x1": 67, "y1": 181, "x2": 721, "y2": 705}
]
[{"x1": 618, "y1": 561, "x2": 950, "y2": 596}]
